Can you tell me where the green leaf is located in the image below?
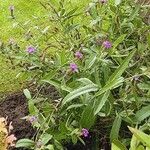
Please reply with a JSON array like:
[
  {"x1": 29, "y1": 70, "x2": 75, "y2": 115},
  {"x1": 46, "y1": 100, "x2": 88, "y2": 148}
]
[
  {"x1": 41, "y1": 133, "x2": 52, "y2": 145},
  {"x1": 96, "y1": 50, "x2": 136, "y2": 97},
  {"x1": 65, "y1": 24, "x2": 80, "y2": 34},
  {"x1": 96, "y1": 77, "x2": 124, "y2": 97},
  {"x1": 129, "y1": 6, "x2": 140, "y2": 21},
  {"x1": 108, "y1": 50, "x2": 135, "y2": 82},
  {"x1": 28, "y1": 100, "x2": 38, "y2": 115},
  {"x1": 80, "y1": 103, "x2": 96, "y2": 128},
  {"x1": 130, "y1": 134, "x2": 139, "y2": 150},
  {"x1": 135, "y1": 105, "x2": 150, "y2": 122},
  {"x1": 137, "y1": 83, "x2": 150, "y2": 90},
  {"x1": 128, "y1": 127, "x2": 150, "y2": 148},
  {"x1": 137, "y1": 145, "x2": 145, "y2": 150},
  {"x1": 54, "y1": 140, "x2": 63, "y2": 150},
  {"x1": 85, "y1": 54, "x2": 97, "y2": 69},
  {"x1": 42, "y1": 69, "x2": 58, "y2": 80},
  {"x1": 94, "y1": 91, "x2": 110, "y2": 115},
  {"x1": 112, "y1": 139, "x2": 127, "y2": 150},
  {"x1": 62, "y1": 84, "x2": 98, "y2": 105},
  {"x1": 42, "y1": 79, "x2": 61, "y2": 89},
  {"x1": 77, "y1": 78, "x2": 95, "y2": 85},
  {"x1": 67, "y1": 104, "x2": 85, "y2": 110},
  {"x1": 61, "y1": 85, "x2": 72, "y2": 92},
  {"x1": 146, "y1": 147, "x2": 150, "y2": 150},
  {"x1": 71, "y1": 135, "x2": 78, "y2": 144},
  {"x1": 110, "y1": 34, "x2": 126, "y2": 54},
  {"x1": 23, "y1": 89, "x2": 31, "y2": 99},
  {"x1": 16, "y1": 139, "x2": 35, "y2": 148},
  {"x1": 112, "y1": 142, "x2": 121, "y2": 150},
  {"x1": 110, "y1": 115, "x2": 122, "y2": 141},
  {"x1": 65, "y1": 7, "x2": 78, "y2": 17},
  {"x1": 45, "y1": 145, "x2": 54, "y2": 150}
]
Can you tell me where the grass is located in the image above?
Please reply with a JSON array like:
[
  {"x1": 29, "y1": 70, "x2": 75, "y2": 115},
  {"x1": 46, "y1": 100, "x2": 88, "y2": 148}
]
[
  {"x1": 0, "y1": 0, "x2": 89, "y2": 40},
  {"x1": 0, "y1": 0, "x2": 46, "y2": 40},
  {"x1": 0, "y1": 0, "x2": 46, "y2": 94}
]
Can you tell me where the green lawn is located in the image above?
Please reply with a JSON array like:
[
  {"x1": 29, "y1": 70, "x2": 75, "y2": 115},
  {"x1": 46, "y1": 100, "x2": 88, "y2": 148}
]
[
  {"x1": 0, "y1": 0, "x2": 46, "y2": 94},
  {"x1": 0, "y1": 0, "x2": 89, "y2": 40}
]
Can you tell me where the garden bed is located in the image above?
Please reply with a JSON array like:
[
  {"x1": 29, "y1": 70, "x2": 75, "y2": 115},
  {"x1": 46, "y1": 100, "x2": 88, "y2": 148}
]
[
  {"x1": 0, "y1": 91, "x2": 112, "y2": 150},
  {"x1": 0, "y1": 86, "x2": 111, "y2": 150},
  {"x1": 0, "y1": 92, "x2": 110, "y2": 150},
  {"x1": 0, "y1": 93, "x2": 35, "y2": 150}
]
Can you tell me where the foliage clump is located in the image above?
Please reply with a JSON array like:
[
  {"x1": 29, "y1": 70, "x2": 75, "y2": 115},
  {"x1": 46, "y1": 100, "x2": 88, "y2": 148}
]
[{"x1": 1, "y1": 0, "x2": 150, "y2": 149}]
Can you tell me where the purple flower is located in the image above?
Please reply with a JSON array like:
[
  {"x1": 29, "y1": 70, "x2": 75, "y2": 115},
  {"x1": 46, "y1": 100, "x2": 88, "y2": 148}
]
[
  {"x1": 81, "y1": 128, "x2": 89, "y2": 138},
  {"x1": 9, "y1": 5, "x2": 14, "y2": 11},
  {"x1": 27, "y1": 46, "x2": 36, "y2": 54},
  {"x1": 99, "y1": 0, "x2": 107, "y2": 4},
  {"x1": 75, "y1": 51, "x2": 83, "y2": 59},
  {"x1": 102, "y1": 40, "x2": 112, "y2": 49},
  {"x1": 70, "y1": 63, "x2": 78, "y2": 73},
  {"x1": 28, "y1": 116, "x2": 37, "y2": 123}
]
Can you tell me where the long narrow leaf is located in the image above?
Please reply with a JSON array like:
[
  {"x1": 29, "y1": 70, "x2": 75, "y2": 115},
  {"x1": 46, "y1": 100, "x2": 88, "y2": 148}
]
[
  {"x1": 112, "y1": 139, "x2": 127, "y2": 150},
  {"x1": 130, "y1": 134, "x2": 139, "y2": 150},
  {"x1": 42, "y1": 79, "x2": 61, "y2": 89},
  {"x1": 96, "y1": 77, "x2": 124, "y2": 96},
  {"x1": 94, "y1": 91, "x2": 110, "y2": 115},
  {"x1": 110, "y1": 34, "x2": 126, "y2": 54},
  {"x1": 77, "y1": 78, "x2": 95, "y2": 85},
  {"x1": 135, "y1": 105, "x2": 150, "y2": 122},
  {"x1": 128, "y1": 127, "x2": 150, "y2": 148},
  {"x1": 80, "y1": 103, "x2": 95, "y2": 128},
  {"x1": 16, "y1": 139, "x2": 35, "y2": 148},
  {"x1": 110, "y1": 115, "x2": 122, "y2": 141},
  {"x1": 107, "y1": 50, "x2": 136, "y2": 83},
  {"x1": 96, "y1": 50, "x2": 136, "y2": 97},
  {"x1": 62, "y1": 84, "x2": 98, "y2": 105}
]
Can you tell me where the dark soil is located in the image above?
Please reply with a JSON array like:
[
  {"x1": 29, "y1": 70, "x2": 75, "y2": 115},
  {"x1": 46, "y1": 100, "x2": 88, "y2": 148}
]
[
  {"x1": 38, "y1": 83, "x2": 60, "y2": 100},
  {"x1": 0, "y1": 93, "x2": 35, "y2": 150}
]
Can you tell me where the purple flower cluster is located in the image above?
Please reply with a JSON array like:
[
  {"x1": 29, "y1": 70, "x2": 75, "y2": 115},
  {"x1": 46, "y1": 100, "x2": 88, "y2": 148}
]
[
  {"x1": 102, "y1": 40, "x2": 112, "y2": 49},
  {"x1": 75, "y1": 51, "x2": 83, "y2": 59},
  {"x1": 27, "y1": 46, "x2": 36, "y2": 54},
  {"x1": 70, "y1": 63, "x2": 78, "y2": 73},
  {"x1": 81, "y1": 128, "x2": 89, "y2": 138},
  {"x1": 68, "y1": 51, "x2": 83, "y2": 73}
]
